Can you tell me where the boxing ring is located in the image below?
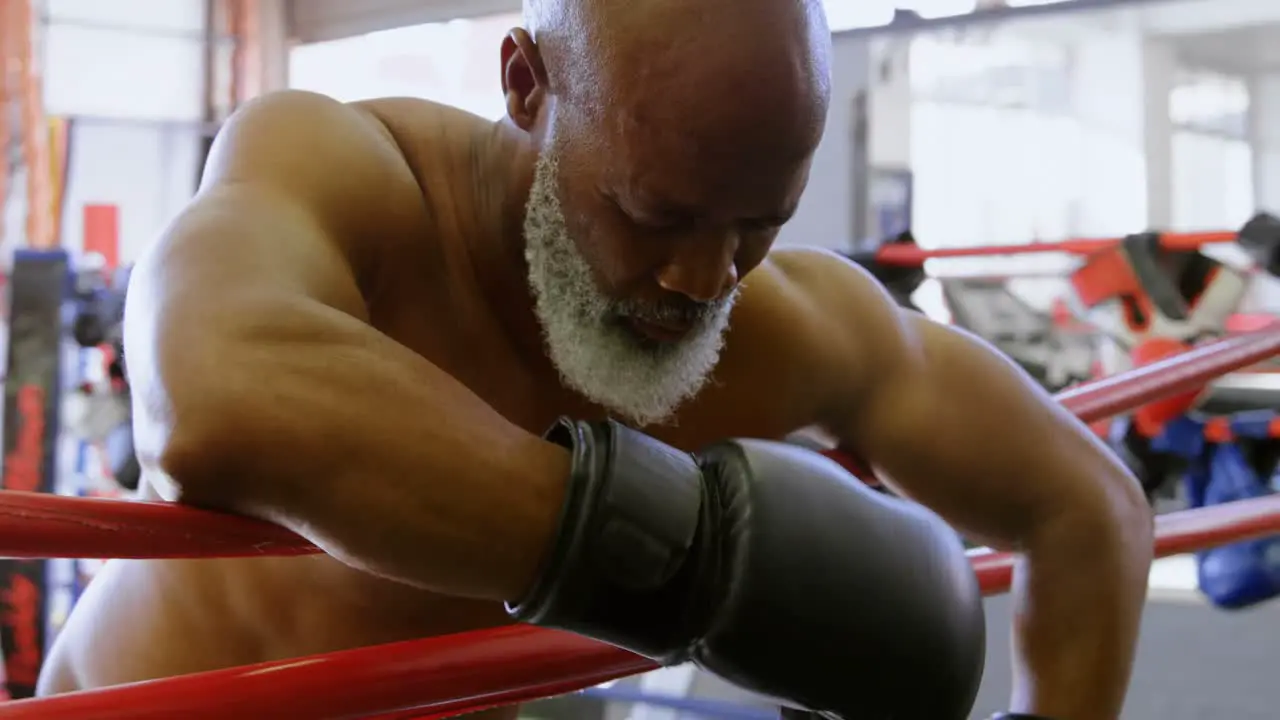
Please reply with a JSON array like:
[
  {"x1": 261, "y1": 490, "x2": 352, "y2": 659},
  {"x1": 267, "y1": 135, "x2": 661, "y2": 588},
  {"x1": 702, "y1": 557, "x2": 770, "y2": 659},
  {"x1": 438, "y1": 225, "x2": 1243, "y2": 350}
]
[{"x1": 1, "y1": 327, "x2": 1280, "y2": 718}]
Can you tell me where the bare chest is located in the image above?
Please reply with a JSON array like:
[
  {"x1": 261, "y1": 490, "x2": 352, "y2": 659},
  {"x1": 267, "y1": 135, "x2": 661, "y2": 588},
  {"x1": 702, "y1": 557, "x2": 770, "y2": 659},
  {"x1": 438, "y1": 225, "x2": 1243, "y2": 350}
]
[
  {"x1": 108, "y1": 293, "x2": 831, "y2": 680},
  {"x1": 368, "y1": 285, "x2": 819, "y2": 451}
]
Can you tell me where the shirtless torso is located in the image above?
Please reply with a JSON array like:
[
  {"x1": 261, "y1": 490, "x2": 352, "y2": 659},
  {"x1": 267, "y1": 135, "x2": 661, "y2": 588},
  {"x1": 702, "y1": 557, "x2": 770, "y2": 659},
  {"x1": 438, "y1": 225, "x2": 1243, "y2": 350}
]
[
  {"x1": 38, "y1": 98, "x2": 857, "y2": 710},
  {"x1": 34, "y1": 0, "x2": 1153, "y2": 714}
]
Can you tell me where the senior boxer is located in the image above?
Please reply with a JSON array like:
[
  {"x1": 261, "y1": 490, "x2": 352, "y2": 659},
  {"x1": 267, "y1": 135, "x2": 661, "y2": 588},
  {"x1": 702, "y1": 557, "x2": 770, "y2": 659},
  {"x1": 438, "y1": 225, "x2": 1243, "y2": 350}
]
[{"x1": 39, "y1": 0, "x2": 1152, "y2": 718}]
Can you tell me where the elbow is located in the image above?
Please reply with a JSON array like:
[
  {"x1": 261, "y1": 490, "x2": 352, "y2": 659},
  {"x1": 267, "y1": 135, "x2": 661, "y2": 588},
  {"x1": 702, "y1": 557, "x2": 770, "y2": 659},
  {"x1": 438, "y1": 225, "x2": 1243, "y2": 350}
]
[
  {"x1": 145, "y1": 401, "x2": 261, "y2": 512},
  {"x1": 1031, "y1": 465, "x2": 1154, "y2": 569},
  {"x1": 155, "y1": 430, "x2": 233, "y2": 509},
  {"x1": 1094, "y1": 462, "x2": 1155, "y2": 551},
  {"x1": 149, "y1": 387, "x2": 317, "y2": 525}
]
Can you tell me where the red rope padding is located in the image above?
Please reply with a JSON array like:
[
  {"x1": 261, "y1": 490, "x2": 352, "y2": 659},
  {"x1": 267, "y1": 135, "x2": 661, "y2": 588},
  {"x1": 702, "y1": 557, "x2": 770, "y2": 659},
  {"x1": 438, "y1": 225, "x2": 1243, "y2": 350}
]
[
  {"x1": 4, "y1": 495, "x2": 1279, "y2": 720},
  {"x1": 0, "y1": 327, "x2": 1273, "y2": 718},
  {"x1": 0, "y1": 624, "x2": 657, "y2": 720},
  {"x1": 3, "y1": 327, "x2": 1275, "y2": 563},
  {"x1": 874, "y1": 230, "x2": 1239, "y2": 267},
  {"x1": 821, "y1": 327, "x2": 1280, "y2": 484},
  {"x1": 0, "y1": 491, "x2": 317, "y2": 560},
  {"x1": 1053, "y1": 328, "x2": 1280, "y2": 424}
]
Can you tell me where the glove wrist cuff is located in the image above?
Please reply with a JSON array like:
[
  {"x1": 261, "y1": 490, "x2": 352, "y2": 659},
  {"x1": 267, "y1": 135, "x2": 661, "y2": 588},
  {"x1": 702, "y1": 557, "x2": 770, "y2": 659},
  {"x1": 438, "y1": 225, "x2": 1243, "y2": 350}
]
[
  {"x1": 506, "y1": 418, "x2": 706, "y2": 661},
  {"x1": 505, "y1": 420, "x2": 594, "y2": 619}
]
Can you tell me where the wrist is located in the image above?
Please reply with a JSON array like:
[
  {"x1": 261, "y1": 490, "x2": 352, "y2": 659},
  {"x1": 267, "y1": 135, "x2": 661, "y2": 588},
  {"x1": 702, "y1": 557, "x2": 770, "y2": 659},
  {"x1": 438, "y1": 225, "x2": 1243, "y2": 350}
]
[
  {"x1": 506, "y1": 418, "x2": 709, "y2": 661},
  {"x1": 504, "y1": 438, "x2": 574, "y2": 604}
]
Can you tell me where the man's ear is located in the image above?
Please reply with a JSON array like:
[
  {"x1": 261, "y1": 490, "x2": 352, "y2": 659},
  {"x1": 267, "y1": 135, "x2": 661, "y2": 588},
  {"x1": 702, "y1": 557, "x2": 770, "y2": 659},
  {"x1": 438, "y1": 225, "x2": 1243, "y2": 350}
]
[{"x1": 501, "y1": 28, "x2": 550, "y2": 131}]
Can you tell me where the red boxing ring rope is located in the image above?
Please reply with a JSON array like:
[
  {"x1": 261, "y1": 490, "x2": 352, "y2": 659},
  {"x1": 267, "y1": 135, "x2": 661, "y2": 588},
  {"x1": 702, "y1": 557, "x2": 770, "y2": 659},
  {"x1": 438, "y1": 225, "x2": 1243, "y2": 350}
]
[
  {"x1": 4, "y1": 328, "x2": 1276, "y2": 563},
  {"x1": 6, "y1": 499, "x2": 1280, "y2": 720},
  {"x1": 873, "y1": 230, "x2": 1240, "y2": 267},
  {"x1": 1, "y1": 326, "x2": 1278, "y2": 718}
]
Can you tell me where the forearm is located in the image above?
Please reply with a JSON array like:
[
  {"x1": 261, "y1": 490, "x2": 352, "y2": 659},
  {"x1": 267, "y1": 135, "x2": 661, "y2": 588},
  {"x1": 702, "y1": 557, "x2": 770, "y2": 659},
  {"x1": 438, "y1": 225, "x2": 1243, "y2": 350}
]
[
  {"x1": 1009, "y1": 500, "x2": 1152, "y2": 719},
  {"x1": 148, "y1": 300, "x2": 568, "y2": 602}
]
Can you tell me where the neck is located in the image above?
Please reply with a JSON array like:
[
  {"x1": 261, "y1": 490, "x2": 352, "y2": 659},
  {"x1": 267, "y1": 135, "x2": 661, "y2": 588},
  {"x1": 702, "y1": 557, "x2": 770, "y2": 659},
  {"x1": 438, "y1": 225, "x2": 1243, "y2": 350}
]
[{"x1": 475, "y1": 119, "x2": 557, "y2": 376}]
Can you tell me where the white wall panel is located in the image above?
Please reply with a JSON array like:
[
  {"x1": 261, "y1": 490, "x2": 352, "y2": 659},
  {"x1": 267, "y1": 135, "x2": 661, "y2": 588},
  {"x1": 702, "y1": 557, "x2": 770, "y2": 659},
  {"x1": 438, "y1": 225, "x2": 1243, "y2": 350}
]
[
  {"x1": 290, "y1": 13, "x2": 516, "y2": 118},
  {"x1": 44, "y1": 23, "x2": 204, "y2": 121},
  {"x1": 41, "y1": 0, "x2": 207, "y2": 264},
  {"x1": 775, "y1": 33, "x2": 872, "y2": 251},
  {"x1": 61, "y1": 120, "x2": 200, "y2": 265}
]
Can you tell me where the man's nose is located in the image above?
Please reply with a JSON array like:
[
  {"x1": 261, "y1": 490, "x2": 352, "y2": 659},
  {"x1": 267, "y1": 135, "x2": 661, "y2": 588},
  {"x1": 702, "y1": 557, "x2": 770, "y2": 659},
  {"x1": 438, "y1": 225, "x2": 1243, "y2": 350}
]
[{"x1": 655, "y1": 232, "x2": 739, "y2": 303}]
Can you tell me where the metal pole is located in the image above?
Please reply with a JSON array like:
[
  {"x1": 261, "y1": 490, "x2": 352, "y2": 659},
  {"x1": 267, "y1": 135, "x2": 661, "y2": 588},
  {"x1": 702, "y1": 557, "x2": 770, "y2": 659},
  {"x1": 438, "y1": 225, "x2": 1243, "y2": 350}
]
[
  {"x1": 197, "y1": 0, "x2": 220, "y2": 188},
  {"x1": 16, "y1": 0, "x2": 51, "y2": 249}
]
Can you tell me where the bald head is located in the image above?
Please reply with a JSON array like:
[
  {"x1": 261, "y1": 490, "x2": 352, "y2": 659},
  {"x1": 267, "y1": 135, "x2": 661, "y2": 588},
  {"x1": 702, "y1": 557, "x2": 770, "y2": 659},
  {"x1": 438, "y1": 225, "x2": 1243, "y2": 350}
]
[
  {"x1": 522, "y1": 0, "x2": 830, "y2": 130},
  {"x1": 504, "y1": 0, "x2": 830, "y2": 425}
]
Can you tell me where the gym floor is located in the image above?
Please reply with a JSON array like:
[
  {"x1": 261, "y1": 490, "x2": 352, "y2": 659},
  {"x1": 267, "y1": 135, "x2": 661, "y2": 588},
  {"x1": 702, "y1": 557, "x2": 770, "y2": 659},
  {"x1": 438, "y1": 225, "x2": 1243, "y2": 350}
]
[
  {"x1": 545, "y1": 555, "x2": 1280, "y2": 719},
  {"x1": 973, "y1": 584, "x2": 1280, "y2": 719}
]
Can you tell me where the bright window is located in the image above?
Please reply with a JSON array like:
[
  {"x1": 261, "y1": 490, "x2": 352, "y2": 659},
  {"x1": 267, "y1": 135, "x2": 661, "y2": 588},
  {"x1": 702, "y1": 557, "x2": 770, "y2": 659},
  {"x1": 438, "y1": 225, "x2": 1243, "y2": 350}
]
[{"x1": 289, "y1": 13, "x2": 521, "y2": 120}]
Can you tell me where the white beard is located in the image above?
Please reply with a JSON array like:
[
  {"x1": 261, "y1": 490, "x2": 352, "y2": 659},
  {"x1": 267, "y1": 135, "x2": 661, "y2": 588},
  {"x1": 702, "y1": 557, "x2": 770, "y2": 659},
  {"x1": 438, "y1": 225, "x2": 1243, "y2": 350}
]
[{"x1": 523, "y1": 148, "x2": 738, "y2": 427}]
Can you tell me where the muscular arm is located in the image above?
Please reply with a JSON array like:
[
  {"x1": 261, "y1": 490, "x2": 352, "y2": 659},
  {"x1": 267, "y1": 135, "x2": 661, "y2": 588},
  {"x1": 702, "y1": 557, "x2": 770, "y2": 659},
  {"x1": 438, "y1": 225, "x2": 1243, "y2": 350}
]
[
  {"x1": 126, "y1": 91, "x2": 566, "y2": 602},
  {"x1": 781, "y1": 249, "x2": 1152, "y2": 719}
]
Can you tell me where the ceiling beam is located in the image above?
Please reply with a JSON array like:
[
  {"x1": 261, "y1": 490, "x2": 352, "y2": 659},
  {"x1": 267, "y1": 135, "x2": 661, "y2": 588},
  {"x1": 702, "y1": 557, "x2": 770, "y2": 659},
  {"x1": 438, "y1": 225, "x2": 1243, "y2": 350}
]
[
  {"x1": 288, "y1": 0, "x2": 520, "y2": 44},
  {"x1": 1137, "y1": 0, "x2": 1280, "y2": 36}
]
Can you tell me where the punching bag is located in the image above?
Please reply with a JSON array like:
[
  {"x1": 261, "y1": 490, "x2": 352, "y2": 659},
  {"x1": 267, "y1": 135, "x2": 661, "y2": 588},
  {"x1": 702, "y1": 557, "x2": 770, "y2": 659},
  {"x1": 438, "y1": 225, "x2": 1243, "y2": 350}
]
[{"x1": 1195, "y1": 441, "x2": 1280, "y2": 609}]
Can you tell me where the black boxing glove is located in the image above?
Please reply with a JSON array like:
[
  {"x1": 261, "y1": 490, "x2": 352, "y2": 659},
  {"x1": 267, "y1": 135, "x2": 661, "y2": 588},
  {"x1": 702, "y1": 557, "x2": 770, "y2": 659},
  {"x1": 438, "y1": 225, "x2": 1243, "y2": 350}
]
[
  {"x1": 693, "y1": 438, "x2": 985, "y2": 718},
  {"x1": 510, "y1": 419, "x2": 986, "y2": 718},
  {"x1": 509, "y1": 418, "x2": 710, "y2": 661}
]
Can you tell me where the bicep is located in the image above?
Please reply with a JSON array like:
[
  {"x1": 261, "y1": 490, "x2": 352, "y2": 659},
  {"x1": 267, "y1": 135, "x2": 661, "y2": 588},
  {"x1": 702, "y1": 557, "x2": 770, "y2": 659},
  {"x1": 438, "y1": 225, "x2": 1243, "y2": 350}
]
[
  {"x1": 136, "y1": 185, "x2": 366, "y2": 323},
  {"x1": 123, "y1": 185, "x2": 373, "y2": 462},
  {"x1": 131, "y1": 90, "x2": 431, "y2": 338},
  {"x1": 125, "y1": 93, "x2": 429, "y2": 429}
]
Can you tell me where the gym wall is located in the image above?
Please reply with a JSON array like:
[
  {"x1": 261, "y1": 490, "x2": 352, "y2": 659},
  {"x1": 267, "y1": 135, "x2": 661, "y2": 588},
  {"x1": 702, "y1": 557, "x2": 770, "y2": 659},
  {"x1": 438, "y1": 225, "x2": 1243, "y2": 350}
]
[
  {"x1": 287, "y1": 5, "x2": 1256, "y2": 269},
  {"x1": 778, "y1": 34, "x2": 874, "y2": 251},
  {"x1": 288, "y1": 14, "x2": 876, "y2": 253},
  {"x1": 43, "y1": 0, "x2": 207, "y2": 266},
  {"x1": 39, "y1": 0, "x2": 1265, "y2": 274}
]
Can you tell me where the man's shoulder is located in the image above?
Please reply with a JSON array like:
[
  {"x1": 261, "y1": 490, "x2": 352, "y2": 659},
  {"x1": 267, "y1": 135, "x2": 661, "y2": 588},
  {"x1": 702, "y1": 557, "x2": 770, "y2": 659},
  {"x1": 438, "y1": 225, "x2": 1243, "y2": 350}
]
[
  {"x1": 352, "y1": 96, "x2": 499, "y2": 148},
  {"x1": 195, "y1": 93, "x2": 506, "y2": 304},
  {"x1": 351, "y1": 95, "x2": 492, "y2": 121},
  {"x1": 755, "y1": 246, "x2": 899, "y2": 320},
  {"x1": 350, "y1": 97, "x2": 516, "y2": 223},
  {"x1": 217, "y1": 91, "x2": 497, "y2": 181},
  {"x1": 243, "y1": 91, "x2": 486, "y2": 131},
  {"x1": 210, "y1": 91, "x2": 505, "y2": 241},
  {"x1": 736, "y1": 246, "x2": 917, "y2": 398}
]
